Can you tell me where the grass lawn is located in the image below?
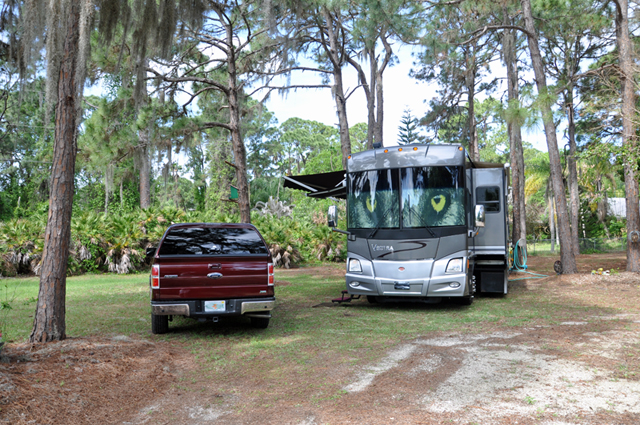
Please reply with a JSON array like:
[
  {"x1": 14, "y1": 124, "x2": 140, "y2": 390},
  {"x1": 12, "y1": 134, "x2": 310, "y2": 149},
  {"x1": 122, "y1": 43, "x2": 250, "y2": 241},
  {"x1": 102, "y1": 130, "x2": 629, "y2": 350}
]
[
  {"x1": 0, "y1": 263, "x2": 622, "y2": 370},
  {"x1": 3, "y1": 262, "x2": 639, "y2": 424}
]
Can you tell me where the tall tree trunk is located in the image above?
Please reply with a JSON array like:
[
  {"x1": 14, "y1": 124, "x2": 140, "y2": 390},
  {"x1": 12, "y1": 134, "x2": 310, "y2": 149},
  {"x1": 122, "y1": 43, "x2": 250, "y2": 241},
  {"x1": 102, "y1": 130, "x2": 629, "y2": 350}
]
[
  {"x1": 322, "y1": 8, "x2": 351, "y2": 169},
  {"x1": 164, "y1": 146, "x2": 171, "y2": 203},
  {"x1": 348, "y1": 36, "x2": 392, "y2": 150},
  {"x1": 549, "y1": 194, "x2": 556, "y2": 252},
  {"x1": 502, "y1": 23, "x2": 527, "y2": 252},
  {"x1": 334, "y1": 69, "x2": 351, "y2": 169},
  {"x1": 104, "y1": 170, "x2": 109, "y2": 214},
  {"x1": 225, "y1": 18, "x2": 250, "y2": 223},
  {"x1": 30, "y1": 3, "x2": 80, "y2": 343},
  {"x1": 375, "y1": 68, "x2": 384, "y2": 147},
  {"x1": 466, "y1": 65, "x2": 479, "y2": 162},
  {"x1": 521, "y1": 0, "x2": 577, "y2": 273},
  {"x1": 173, "y1": 167, "x2": 181, "y2": 207},
  {"x1": 614, "y1": 0, "x2": 640, "y2": 272},
  {"x1": 138, "y1": 82, "x2": 152, "y2": 209},
  {"x1": 597, "y1": 180, "x2": 611, "y2": 239},
  {"x1": 366, "y1": 48, "x2": 377, "y2": 149},
  {"x1": 139, "y1": 134, "x2": 151, "y2": 209},
  {"x1": 553, "y1": 201, "x2": 562, "y2": 247},
  {"x1": 566, "y1": 90, "x2": 580, "y2": 253}
]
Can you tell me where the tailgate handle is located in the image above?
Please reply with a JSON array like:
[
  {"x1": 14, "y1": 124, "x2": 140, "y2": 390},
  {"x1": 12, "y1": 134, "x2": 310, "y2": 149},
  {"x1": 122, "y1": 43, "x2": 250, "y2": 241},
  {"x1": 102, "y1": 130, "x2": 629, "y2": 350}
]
[
  {"x1": 207, "y1": 272, "x2": 223, "y2": 279},
  {"x1": 209, "y1": 263, "x2": 221, "y2": 270}
]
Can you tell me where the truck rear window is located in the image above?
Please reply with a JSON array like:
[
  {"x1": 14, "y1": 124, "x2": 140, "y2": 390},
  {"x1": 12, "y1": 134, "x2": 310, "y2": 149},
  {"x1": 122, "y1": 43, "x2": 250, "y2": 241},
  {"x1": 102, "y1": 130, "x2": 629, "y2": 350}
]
[{"x1": 158, "y1": 227, "x2": 269, "y2": 256}]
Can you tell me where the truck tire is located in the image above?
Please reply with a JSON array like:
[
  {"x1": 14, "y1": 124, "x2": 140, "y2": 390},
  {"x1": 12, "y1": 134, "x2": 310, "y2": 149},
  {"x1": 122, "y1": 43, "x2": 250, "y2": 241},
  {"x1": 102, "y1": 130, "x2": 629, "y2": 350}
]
[
  {"x1": 152, "y1": 313, "x2": 169, "y2": 334},
  {"x1": 250, "y1": 317, "x2": 270, "y2": 329}
]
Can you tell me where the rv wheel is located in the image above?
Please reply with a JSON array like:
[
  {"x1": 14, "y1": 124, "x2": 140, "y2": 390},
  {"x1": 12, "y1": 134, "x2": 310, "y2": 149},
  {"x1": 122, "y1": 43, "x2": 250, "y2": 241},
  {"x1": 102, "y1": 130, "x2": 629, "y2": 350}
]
[{"x1": 457, "y1": 295, "x2": 474, "y2": 306}]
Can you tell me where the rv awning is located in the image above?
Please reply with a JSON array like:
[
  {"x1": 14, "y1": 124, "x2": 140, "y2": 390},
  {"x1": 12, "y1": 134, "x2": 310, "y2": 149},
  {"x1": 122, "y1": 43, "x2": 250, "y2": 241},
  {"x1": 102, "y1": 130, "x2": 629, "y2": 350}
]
[{"x1": 283, "y1": 170, "x2": 347, "y2": 199}]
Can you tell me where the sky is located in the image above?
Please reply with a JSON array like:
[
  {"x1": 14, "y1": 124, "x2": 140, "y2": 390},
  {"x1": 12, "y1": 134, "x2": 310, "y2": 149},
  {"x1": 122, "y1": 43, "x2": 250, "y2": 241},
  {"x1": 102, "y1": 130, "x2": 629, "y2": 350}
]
[
  {"x1": 260, "y1": 46, "x2": 432, "y2": 148},
  {"x1": 87, "y1": 45, "x2": 549, "y2": 155},
  {"x1": 259, "y1": 47, "x2": 550, "y2": 154}
]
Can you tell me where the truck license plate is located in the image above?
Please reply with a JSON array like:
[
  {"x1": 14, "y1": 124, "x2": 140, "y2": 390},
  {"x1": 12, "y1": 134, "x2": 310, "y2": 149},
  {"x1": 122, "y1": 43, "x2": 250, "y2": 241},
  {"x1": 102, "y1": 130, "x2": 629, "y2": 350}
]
[{"x1": 204, "y1": 301, "x2": 226, "y2": 312}]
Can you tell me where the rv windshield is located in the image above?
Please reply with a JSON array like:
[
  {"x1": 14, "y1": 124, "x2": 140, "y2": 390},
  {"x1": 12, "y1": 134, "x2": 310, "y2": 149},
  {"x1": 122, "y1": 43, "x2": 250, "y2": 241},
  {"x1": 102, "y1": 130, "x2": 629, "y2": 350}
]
[
  {"x1": 347, "y1": 169, "x2": 399, "y2": 229},
  {"x1": 401, "y1": 166, "x2": 465, "y2": 227},
  {"x1": 347, "y1": 166, "x2": 464, "y2": 230}
]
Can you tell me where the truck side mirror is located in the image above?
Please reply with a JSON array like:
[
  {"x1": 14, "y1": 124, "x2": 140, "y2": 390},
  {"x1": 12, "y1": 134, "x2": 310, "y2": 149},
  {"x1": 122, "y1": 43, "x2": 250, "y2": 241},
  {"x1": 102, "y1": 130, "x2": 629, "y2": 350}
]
[
  {"x1": 327, "y1": 205, "x2": 338, "y2": 228},
  {"x1": 146, "y1": 246, "x2": 157, "y2": 257},
  {"x1": 475, "y1": 204, "x2": 486, "y2": 228}
]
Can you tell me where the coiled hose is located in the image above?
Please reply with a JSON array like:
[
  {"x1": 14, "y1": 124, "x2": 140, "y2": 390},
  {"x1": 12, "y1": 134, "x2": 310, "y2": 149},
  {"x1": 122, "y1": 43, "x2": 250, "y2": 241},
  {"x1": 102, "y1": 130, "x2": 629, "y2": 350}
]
[{"x1": 509, "y1": 239, "x2": 547, "y2": 280}]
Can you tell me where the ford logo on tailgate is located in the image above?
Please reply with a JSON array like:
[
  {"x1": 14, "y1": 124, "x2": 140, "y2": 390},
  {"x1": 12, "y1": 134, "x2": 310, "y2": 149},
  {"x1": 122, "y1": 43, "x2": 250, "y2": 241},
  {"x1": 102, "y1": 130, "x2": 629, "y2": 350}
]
[{"x1": 207, "y1": 272, "x2": 223, "y2": 279}]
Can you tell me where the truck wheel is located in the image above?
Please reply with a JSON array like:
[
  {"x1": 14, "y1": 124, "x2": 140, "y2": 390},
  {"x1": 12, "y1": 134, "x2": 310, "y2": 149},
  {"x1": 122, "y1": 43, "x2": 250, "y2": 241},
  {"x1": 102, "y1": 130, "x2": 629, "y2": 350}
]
[
  {"x1": 152, "y1": 313, "x2": 169, "y2": 334},
  {"x1": 250, "y1": 317, "x2": 270, "y2": 329}
]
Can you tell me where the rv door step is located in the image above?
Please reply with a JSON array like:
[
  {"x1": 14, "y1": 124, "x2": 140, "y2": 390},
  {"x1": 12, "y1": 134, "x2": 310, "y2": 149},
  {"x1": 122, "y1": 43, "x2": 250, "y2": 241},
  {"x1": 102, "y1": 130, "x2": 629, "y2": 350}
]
[{"x1": 332, "y1": 290, "x2": 361, "y2": 304}]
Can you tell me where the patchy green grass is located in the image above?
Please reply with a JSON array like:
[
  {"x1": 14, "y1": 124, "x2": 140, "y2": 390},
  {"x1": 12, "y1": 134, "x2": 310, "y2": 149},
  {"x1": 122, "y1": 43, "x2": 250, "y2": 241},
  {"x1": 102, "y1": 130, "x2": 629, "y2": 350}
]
[
  {"x1": 0, "y1": 264, "x2": 625, "y2": 388},
  {"x1": 0, "y1": 273, "x2": 150, "y2": 341}
]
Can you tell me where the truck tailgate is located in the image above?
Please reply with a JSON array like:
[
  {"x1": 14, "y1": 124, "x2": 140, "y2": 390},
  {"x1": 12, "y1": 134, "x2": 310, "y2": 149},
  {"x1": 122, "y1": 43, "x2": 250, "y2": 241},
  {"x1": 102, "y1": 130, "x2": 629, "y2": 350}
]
[{"x1": 155, "y1": 256, "x2": 272, "y2": 300}]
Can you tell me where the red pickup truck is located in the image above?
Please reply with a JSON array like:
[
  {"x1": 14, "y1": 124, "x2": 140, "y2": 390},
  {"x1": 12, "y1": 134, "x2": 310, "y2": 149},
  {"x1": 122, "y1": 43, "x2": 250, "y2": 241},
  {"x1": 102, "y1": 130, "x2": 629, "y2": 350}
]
[{"x1": 148, "y1": 223, "x2": 275, "y2": 334}]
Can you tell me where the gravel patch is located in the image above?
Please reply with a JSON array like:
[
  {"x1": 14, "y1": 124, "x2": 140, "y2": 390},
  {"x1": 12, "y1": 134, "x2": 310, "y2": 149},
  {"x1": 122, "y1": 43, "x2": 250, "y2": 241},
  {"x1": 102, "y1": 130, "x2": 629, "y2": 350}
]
[{"x1": 343, "y1": 344, "x2": 417, "y2": 393}]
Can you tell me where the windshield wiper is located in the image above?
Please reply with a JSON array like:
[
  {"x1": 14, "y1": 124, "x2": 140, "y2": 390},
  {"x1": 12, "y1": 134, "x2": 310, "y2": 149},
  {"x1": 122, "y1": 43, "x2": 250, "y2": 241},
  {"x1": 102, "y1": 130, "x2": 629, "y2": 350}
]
[
  {"x1": 405, "y1": 205, "x2": 436, "y2": 238},
  {"x1": 368, "y1": 205, "x2": 398, "y2": 239}
]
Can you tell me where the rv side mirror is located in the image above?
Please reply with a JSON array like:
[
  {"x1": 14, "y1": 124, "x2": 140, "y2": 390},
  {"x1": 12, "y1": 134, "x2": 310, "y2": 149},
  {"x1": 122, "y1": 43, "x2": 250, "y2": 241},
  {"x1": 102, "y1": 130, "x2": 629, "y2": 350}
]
[
  {"x1": 475, "y1": 205, "x2": 486, "y2": 228},
  {"x1": 327, "y1": 205, "x2": 338, "y2": 228}
]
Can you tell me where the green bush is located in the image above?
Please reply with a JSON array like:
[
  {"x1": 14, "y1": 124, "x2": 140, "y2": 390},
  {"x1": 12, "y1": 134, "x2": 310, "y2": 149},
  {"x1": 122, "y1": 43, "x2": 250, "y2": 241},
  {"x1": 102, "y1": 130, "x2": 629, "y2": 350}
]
[{"x1": 0, "y1": 202, "x2": 347, "y2": 276}]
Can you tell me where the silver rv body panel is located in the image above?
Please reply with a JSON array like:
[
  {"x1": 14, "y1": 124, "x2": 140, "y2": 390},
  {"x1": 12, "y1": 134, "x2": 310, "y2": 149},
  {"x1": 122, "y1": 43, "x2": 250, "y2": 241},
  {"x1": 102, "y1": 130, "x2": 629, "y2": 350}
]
[
  {"x1": 471, "y1": 167, "x2": 509, "y2": 294},
  {"x1": 473, "y1": 168, "x2": 509, "y2": 256},
  {"x1": 283, "y1": 143, "x2": 510, "y2": 302},
  {"x1": 344, "y1": 144, "x2": 509, "y2": 300}
]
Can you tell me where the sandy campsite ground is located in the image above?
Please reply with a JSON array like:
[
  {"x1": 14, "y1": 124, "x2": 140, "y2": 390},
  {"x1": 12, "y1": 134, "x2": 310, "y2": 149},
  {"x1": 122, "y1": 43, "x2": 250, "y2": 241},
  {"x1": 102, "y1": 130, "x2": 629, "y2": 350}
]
[{"x1": 1, "y1": 253, "x2": 639, "y2": 424}]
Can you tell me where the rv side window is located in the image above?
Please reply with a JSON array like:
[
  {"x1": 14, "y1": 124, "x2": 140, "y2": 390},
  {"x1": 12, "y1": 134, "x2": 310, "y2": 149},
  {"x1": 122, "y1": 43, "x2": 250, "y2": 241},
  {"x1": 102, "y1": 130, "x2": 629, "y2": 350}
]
[{"x1": 476, "y1": 186, "x2": 500, "y2": 213}]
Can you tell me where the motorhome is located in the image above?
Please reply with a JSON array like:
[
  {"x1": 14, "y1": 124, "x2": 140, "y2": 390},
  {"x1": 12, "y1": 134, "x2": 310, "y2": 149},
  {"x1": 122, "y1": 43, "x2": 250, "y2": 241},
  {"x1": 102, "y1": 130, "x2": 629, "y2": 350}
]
[{"x1": 284, "y1": 143, "x2": 509, "y2": 305}]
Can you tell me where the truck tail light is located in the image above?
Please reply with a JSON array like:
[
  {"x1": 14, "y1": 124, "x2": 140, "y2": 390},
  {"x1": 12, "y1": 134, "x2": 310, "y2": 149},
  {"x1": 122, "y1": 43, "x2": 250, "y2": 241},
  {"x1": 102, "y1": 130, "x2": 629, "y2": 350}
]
[
  {"x1": 268, "y1": 263, "x2": 274, "y2": 286},
  {"x1": 151, "y1": 264, "x2": 160, "y2": 289}
]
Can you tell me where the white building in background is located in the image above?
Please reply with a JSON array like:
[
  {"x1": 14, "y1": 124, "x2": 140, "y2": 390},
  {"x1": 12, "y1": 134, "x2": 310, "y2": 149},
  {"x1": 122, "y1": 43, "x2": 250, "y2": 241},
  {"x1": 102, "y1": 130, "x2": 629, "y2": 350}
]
[{"x1": 607, "y1": 198, "x2": 639, "y2": 218}]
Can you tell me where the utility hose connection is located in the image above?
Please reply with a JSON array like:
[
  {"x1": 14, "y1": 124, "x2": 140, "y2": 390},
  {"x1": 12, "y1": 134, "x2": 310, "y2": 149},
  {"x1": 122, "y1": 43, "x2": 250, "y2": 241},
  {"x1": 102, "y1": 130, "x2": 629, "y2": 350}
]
[{"x1": 508, "y1": 239, "x2": 547, "y2": 281}]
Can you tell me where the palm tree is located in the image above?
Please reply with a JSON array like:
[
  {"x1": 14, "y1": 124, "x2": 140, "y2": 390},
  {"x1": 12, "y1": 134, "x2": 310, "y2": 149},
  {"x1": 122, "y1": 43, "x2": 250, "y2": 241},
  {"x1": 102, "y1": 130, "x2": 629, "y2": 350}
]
[
  {"x1": 579, "y1": 155, "x2": 618, "y2": 239},
  {"x1": 524, "y1": 153, "x2": 560, "y2": 250}
]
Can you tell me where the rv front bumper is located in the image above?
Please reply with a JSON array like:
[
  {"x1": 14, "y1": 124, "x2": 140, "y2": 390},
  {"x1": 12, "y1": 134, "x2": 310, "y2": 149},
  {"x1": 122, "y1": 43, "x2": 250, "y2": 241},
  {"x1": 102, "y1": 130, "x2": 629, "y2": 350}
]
[
  {"x1": 346, "y1": 273, "x2": 468, "y2": 297},
  {"x1": 345, "y1": 254, "x2": 471, "y2": 298}
]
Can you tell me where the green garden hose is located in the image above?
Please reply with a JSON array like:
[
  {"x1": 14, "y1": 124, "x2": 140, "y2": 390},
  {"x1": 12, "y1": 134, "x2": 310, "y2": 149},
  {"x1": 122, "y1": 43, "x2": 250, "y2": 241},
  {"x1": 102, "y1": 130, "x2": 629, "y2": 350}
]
[{"x1": 509, "y1": 239, "x2": 548, "y2": 281}]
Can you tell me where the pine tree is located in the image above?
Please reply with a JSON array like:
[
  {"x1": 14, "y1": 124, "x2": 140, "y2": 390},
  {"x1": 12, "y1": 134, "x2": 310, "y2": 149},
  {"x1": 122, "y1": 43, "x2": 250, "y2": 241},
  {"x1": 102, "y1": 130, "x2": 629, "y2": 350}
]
[
  {"x1": 397, "y1": 109, "x2": 419, "y2": 145},
  {"x1": 10, "y1": 0, "x2": 205, "y2": 343}
]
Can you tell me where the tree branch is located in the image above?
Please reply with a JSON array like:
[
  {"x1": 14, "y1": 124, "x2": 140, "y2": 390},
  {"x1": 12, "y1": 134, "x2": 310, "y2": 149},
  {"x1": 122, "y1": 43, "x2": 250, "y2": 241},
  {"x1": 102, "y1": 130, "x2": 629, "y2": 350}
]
[
  {"x1": 459, "y1": 25, "x2": 534, "y2": 46},
  {"x1": 252, "y1": 84, "x2": 332, "y2": 101},
  {"x1": 200, "y1": 121, "x2": 233, "y2": 132},
  {"x1": 146, "y1": 67, "x2": 230, "y2": 96}
]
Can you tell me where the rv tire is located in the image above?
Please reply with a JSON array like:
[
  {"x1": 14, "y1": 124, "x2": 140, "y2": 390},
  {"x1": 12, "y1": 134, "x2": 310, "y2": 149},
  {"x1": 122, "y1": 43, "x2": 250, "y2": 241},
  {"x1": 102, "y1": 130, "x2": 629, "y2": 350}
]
[{"x1": 457, "y1": 295, "x2": 474, "y2": 306}]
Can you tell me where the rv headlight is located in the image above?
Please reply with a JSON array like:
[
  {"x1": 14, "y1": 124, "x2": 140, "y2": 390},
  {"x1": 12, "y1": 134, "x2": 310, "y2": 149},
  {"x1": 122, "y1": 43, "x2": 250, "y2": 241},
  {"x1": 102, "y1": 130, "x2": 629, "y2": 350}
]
[
  {"x1": 348, "y1": 258, "x2": 362, "y2": 273},
  {"x1": 446, "y1": 258, "x2": 463, "y2": 274}
]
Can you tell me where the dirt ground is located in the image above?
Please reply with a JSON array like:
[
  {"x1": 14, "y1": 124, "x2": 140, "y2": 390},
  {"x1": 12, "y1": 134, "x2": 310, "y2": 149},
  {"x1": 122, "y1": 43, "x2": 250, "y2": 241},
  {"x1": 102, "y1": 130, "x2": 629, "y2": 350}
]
[{"x1": 1, "y1": 253, "x2": 640, "y2": 425}]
